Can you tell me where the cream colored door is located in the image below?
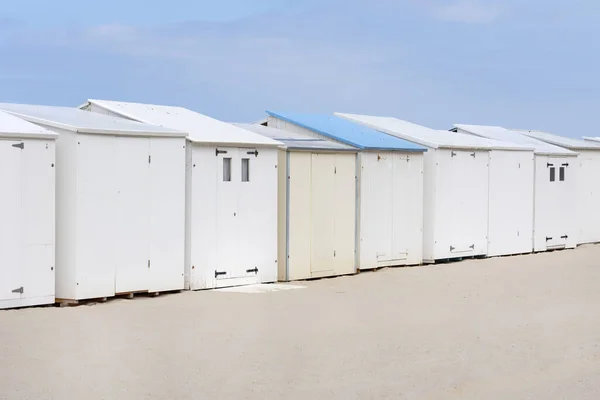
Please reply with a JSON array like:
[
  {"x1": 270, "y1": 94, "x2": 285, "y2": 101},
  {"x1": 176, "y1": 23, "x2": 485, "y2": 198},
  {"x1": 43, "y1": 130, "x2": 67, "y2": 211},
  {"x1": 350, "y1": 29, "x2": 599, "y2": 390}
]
[{"x1": 310, "y1": 153, "x2": 336, "y2": 276}]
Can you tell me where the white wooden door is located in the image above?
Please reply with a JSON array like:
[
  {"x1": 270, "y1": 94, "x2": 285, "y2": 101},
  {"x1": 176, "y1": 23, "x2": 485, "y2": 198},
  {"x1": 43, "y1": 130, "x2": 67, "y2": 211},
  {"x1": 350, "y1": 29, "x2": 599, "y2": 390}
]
[
  {"x1": 487, "y1": 151, "x2": 534, "y2": 256},
  {"x1": 310, "y1": 153, "x2": 336, "y2": 275},
  {"x1": 0, "y1": 140, "x2": 23, "y2": 302},
  {"x1": 76, "y1": 135, "x2": 117, "y2": 299},
  {"x1": 391, "y1": 153, "x2": 415, "y2": 262},
  {"x1": 436, "y1": 150, "x2": 489, "y2": 257},
  {"x1": 368, "y1": 153, "x2": 394, "y2": 263},
  {"x1": 236, "y1": 147, "x2": 277, "y2": 283},
  {"x1": 21, "y1": 139, "x2": 55, "y2": 300},
  {"x1": 547, "y1": 157, "x2": 572, "y2": 248},
  {"x1": 114, "y1": 137, "x2": 150, "y2": 294},
  {"x1": 215, "y1": 148, "x2": 240, "y2": 281},
  {"x1": 148, "y1": 138, "x2": 186, "y2": 292}
]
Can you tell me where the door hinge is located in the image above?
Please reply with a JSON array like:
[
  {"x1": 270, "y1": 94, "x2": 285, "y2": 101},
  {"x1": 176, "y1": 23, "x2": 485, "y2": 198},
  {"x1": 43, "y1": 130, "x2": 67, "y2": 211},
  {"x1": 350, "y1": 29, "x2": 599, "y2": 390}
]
[
  {"x1": 450, "y1": 246, "x2": 455, "y2": 251},
  {"x1": 215, "y1": 270, "x2": 227, "y2": 278},
  {"x1": 546, "y1": 237, "x2": 553, "y2": 241},
  {"x1": 12, "y1": 142, "x2": 24, "y2": 150},
  {"x1": 561, "y1": 235, "x2": 569, "y2": 239},
  {"x1": 562, "y1": 163, "x2": 569, "y2": 167},
  {"x1": 216, "y1": 149, "x2": 228, "y2": 156},
  {"x1": 246, "y1": 149, "x2": 259, "y2": 157},
  {"x1": 451, "y1": 151, "x2": 457, "y2": 157},
  {"x1": 148, "y1": 155, "x2": 151, "y2": 164},
  {"x1": 547, "y1": 163, "x2": 554, "y2": 168},
  {"x1": 470, "y1": 152, "x2": 476, "y2": 158},
  {"x1": 12, "y1": 287, "x2": 23, "y2": 294},
  {"x1": 246, "y1": 267, "x2": 259, "y2": 274},
  {"x1": 469, "y1": 244, "x2": 475, "y2": 249}
]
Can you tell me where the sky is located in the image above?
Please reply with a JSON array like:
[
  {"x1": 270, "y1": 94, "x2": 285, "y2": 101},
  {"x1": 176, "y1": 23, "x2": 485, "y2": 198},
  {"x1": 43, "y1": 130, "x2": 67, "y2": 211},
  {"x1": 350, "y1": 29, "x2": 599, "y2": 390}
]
[{"x1": 0, "y1": 0, "x2": 599, "y2": 136}]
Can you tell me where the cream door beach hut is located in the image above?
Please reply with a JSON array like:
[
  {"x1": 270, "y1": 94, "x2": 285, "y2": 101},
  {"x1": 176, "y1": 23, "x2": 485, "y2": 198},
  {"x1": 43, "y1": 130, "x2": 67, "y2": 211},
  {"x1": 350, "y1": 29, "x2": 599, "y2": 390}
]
[
  {"x1": 336, "y1": 113, "x2": 536, "y2": 260},
  {"x1": 0, "y1": 103, "x2": 187, "y2": 303},
  {"x1": 265, "y1": 111, "x2": 427, "y2": 269},
  {"x1": 81, "y1": 100, "x2": 282, "y2": 290},
  {"x1": 236, "y1": 123, "x2": 358, "y2": 281},
  {"x1": 0, "y1": 111, "x2": 58, "y2": 309}
]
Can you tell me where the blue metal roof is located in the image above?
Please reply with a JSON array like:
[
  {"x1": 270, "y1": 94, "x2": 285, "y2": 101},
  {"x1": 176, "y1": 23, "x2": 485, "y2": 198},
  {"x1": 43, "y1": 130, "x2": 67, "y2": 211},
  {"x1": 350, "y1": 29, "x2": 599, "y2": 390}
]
[{"x1": 266, "y1": 111, "x2": 427, "y2": 152}]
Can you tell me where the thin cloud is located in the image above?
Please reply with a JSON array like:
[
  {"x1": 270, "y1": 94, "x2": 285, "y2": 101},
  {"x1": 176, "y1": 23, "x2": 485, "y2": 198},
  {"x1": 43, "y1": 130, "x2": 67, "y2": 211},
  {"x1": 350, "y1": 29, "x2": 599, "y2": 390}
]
[{"x1": 418, "y1": 0, "x2": 506, "y2": 24}]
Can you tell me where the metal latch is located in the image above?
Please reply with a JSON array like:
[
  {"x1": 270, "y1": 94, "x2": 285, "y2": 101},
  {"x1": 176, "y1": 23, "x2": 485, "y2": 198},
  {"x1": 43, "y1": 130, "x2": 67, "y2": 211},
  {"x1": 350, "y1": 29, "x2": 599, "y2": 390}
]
[
  {"x1": 215, "y1": 270, "x2": 227, "y2": 278},
  {"x1": 12, "y1": 143, "x2": 24, "y2": 149},
  {"x1": 12, "y1": 287, "x2": 23, "y2": 294},
  {"x1": 246, "y1": 267, "x2": 259, "y2": 274}
]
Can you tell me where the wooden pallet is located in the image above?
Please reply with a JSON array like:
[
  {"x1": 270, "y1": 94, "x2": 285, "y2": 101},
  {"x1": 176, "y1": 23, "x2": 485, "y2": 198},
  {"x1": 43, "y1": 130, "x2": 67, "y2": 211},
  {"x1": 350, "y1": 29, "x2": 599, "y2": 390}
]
[
  {"x1": 55, "y1": 297, "x2": 108, "y2": 307},
  {"x1": 55, "y1": 289, "x2": 184, "y2": 307},
  {"x1": 115, "y1": 290, "x2": 148, "y2": 300}
]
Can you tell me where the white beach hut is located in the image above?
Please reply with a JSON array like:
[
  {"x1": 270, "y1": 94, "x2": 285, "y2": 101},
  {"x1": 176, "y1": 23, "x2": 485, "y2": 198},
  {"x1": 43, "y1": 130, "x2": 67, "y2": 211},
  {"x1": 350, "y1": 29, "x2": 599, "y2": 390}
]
[
  {"x1": 0, "y1": 111, "x2": 58, "y2": 309},
  {"x1": 0, "y1": 103, "x2": 188, "y2": 303},
  {"x1": 453, "y1": 124, "x2": 578, "y2": 252},
  {"x1": 336, "y1": 113, "x2": 536, "y2": 261},
  {"x1": 235, "y1": 123, "x2": 358, "y2": 281},
  {"x1": 80, "y1": 100, "x2": 282, "y2": 290},
  {"x1": 517, "y1": 129, "x2": 600, "y2": 245},
  {"x1": 264, "y1": 111, "x2": 427, "y2": 270}
]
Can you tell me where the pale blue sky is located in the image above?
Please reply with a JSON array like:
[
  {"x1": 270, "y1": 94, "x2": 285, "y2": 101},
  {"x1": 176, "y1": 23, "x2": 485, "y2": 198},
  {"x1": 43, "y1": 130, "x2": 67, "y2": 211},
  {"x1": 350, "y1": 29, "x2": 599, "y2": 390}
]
[{"x1": 0, "y1": 0, "x2": 599, "y2": 135}]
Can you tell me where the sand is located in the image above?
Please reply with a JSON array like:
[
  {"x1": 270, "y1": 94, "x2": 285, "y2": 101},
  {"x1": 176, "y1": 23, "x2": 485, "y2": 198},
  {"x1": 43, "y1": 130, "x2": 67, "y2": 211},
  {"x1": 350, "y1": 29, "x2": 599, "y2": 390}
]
[{"x1": 1, "y1": 245, "x2": 600, "y2": 399}]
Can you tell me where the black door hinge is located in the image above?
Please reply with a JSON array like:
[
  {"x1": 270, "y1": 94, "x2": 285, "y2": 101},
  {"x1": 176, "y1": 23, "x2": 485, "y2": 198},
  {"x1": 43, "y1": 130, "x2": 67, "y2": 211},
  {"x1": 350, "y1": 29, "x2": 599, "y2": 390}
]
[
  {"x1": 148, "y1": 155, "x2": 151, "y2": 164},
  {"x1": 12, "y1": 142, "x2": 24, "y2": 150},
  {"x1": 470, "y1": 152, "x2": 476, "y2": 158},
  {"x1": 561, "y1": 163, "x2": 569, "y2": 167},
  {"x1": 546, "y1": 237, "x2": 553, "y2": 241},
  {"x1": 450, "y1": 246, "x2": 455, "y2": 251},
  {"x1": 216, "y1": 149, "x2": 228, "y2": 156},
  {"x1": 246, "y1": 267, "x2": 259, "y2": 274},
  {"x1": 451, "y1": 151, "x2": 457, "y2": 157},
  {"x1": 12, "y1": 287, "x2": 23, "y2": 294},
  {"x1": 469, "y1": 244, "x2": 475, "y2": 249},
  {"x1": 215, "y1": 270, "x2": 227, "y2": 278},
  {"x1": 547, "y1": 163, "x2": 554, "y2": 168},
  {"x1": 561, "y1": 235, "x2": 569, "y2": 239},
  {"x1": 246, "y1": 150, "x2": 259, "y2": 157}
]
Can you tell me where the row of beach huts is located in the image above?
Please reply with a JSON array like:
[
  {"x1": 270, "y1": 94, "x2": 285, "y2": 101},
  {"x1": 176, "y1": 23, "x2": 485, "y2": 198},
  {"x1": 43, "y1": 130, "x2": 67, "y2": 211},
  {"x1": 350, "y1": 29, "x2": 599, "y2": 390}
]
[{"x1": 1, "y1": 99, "x2": 599, "y2": 309}]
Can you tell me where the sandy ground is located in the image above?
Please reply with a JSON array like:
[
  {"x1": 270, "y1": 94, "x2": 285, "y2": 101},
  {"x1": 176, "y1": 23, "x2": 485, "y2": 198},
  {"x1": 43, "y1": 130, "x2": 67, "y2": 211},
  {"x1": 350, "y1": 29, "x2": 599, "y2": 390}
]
[{"x1": 1, "y1": 246, "x2": 600, "y2": 399}]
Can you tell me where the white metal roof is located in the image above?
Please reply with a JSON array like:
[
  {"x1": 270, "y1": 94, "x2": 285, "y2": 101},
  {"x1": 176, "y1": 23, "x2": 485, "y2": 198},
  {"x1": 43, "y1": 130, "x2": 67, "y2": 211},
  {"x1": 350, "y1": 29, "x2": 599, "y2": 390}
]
[
  {"x1": 454, "y1": 124, "x2": 577, "y2": 156},
  {"x1": 583, "y1": 137, "x2": 600, "y2": 144},
  {"x1": 234, "y1": 123, "x2": 356, "y2": 151},
  {"x1": 335, "y1": 113, "x2": 533, "y2": 151},
  {"x1": 0, "y1": 110, "x2": 58, "y2": 139},
  {"x1": 84, "y1": 100, "x2": 281, "y2": 147},
  {"x1": 0, "y1": 103, "x2": 186, "y2": 137},
  {"x1": 515, "y1": 129, "x2": 600, "y2": 151}
]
